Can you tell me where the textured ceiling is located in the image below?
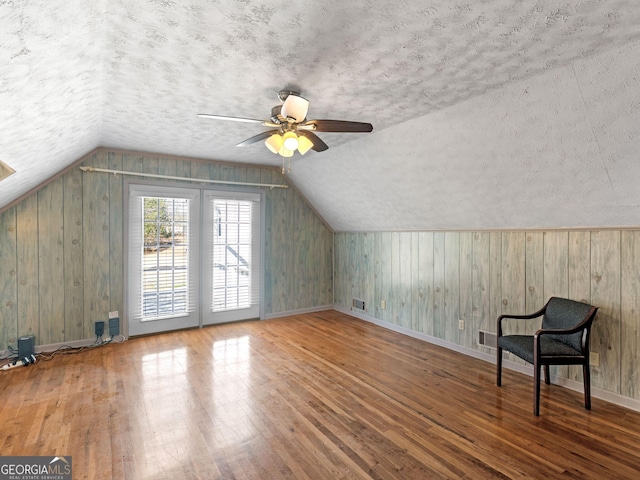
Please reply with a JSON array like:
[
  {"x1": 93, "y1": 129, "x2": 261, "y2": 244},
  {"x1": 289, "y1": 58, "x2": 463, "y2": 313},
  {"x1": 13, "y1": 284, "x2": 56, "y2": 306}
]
[{"x1": 1, "y1": 0, "x2": 640, "y2": 229}]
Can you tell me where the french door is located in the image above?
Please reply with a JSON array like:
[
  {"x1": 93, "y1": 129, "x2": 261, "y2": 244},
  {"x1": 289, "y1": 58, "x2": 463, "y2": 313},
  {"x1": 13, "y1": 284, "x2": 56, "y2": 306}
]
[
  {"x1": 202, "y1": 191, "x2": 261, "y2": 325},
  {"x1": 127, "y1": 184, "x2": 262, "y2": 336}
]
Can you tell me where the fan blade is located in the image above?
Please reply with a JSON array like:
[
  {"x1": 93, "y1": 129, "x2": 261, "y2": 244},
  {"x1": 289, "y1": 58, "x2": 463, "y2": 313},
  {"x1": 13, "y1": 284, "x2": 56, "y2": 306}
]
[
  {"x1": 304, "y1": 119, "x2": 373, "y2": 133},
  {"x1": 236, "y1": 130, "x2": 278, "y2": 147},
  {"x1": 198, "y1": 114, "x2": 267, "y2": 124},
  {"x1": 300, "y1": 131, "x2": 329, "y2": 152}
]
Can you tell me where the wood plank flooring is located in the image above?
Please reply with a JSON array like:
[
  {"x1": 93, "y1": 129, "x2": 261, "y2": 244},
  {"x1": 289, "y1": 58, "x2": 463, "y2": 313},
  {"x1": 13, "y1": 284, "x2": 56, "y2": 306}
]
[{"x1": 1, "y1": 310, "x2": 640, "y2": 479}]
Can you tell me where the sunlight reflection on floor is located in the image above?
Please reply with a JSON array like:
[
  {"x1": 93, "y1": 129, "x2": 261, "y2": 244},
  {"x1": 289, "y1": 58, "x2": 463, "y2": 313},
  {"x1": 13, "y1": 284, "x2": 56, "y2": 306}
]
[{"x1": 136, "y1": 336, "x2": 256, "y2": 478}]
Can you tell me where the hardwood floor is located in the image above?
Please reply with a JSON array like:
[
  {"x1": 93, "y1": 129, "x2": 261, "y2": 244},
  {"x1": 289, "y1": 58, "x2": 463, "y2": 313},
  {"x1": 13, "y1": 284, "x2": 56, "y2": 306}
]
[{"x1": 1, "y1": 310, "x2": 640, "y2": 479}]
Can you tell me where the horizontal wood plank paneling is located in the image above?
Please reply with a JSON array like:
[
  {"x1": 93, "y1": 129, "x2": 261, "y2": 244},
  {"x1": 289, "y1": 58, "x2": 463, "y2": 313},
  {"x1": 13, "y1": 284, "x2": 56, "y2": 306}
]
[
  {"x1": 108, "y1": 152, "x2": 124, "y2": 319},
  {"x1": 500, "y1": 232, "x2": 526, "y2": 364},
  {"x1": 37, "y1": 182, "x2": 65, "y2": 345},
  {"x1": 459, "y1": 232, "x2": 473, "y2": 348},
  {"x1": 0, "y1": 150, "x2": 333, "y2": 353},
  {"x1": 417, "y1": 231, "x2": 434, "y2": 335},
  {"x1": 525, "y1": 232, "x2": 544, "y2": 318},
  {"x1": 83, "y1": 153, "x2": 111, "y2": 339},
  {"x1": 334, "y1": 227, "x2": 640, "y2": 403},
  {"x1": 444, "y1": 232, "x2": 460, "y2": 344},
  {"x1": 63, "y1": 165, "x2": 84, "y2": 341},
  {"x1": 433, "y1": 232, "x2": 445, "y2": 338},
  {"x1": 472, "y1": 232, "x2": 490, "y2": 352},
  {"x1": 16, "y1": 195, "x2": 39, "y2": 339},
  {"x1": 399, "y1": 231, "x2": 412, "y2": 329},
  {"x1": 590, "y1": 231, "x2": 621, "y2": 393},
  {"x1": 0, "y1": 208, "x2": 17, "y2": 350},
  {"x1": 621, "y1": 231, "x2": 640, "y2": 399}
]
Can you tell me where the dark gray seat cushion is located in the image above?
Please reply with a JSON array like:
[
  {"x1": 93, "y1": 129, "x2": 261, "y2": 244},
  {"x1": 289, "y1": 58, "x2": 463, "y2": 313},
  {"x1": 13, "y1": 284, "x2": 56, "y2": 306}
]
[{"x1": 498, "y1": 335, "x2": 583, "y2": 364}]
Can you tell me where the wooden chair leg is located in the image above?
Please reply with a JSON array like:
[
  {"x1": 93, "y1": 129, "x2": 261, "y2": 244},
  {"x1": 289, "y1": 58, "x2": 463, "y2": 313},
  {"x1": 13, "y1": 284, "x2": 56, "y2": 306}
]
[
  {"x1": 534, "y1": 361, "x2": 541, "y2": 416},
  {"x1": 497, "y1": 347, "x2": 502, "y2": 386},
  {"x1": 544, "y1": 365, "x2": 550, "y2": 385},
  {"x1": 583, "y1": 362, "x2": 592, "y2": 410}
]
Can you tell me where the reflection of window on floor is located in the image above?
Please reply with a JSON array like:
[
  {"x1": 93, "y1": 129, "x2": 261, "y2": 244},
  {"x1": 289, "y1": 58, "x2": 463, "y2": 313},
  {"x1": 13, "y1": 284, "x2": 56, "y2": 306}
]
[
  {"x1": 142, "y1": 197, "x2": 190, "y2": 319},
  {"x1": 212, "y1": 336, "x2": 253, "y2": 447},
  {"x1": 212, "y1": 200, "x2": 252, "y2": 312}
]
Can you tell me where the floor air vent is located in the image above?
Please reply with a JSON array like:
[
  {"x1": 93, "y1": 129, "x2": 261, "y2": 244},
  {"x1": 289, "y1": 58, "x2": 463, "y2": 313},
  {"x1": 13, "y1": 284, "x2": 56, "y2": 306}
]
[
  {"x1": 352, "y1": 298, "x2": 366, "y2": 312},
  {"x1": 478, "y1": 330, "x2": 497, "y2": 349}
]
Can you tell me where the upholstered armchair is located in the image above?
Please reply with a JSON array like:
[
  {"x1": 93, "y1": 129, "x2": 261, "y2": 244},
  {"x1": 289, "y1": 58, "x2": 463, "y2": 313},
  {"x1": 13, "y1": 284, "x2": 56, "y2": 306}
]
[{"x1": 496, "y1": 297, "x2": 598, "y2": 416}]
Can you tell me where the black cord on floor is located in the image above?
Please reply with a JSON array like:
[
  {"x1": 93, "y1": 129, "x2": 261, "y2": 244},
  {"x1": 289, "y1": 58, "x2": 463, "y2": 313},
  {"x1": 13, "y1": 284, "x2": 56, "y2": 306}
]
[{"x1": 1, "y1": 334, "x2": 125, "y2": 369}]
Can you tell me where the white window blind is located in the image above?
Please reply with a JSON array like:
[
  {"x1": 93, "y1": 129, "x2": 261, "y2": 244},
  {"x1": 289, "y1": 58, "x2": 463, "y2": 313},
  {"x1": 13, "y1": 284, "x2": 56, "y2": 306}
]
[
  {"x1": 128, "y1": 185, "x2": 200, "y2": 324},
  {"x1": 204, "y1": 191, "x2": 261, "y2": 319}
]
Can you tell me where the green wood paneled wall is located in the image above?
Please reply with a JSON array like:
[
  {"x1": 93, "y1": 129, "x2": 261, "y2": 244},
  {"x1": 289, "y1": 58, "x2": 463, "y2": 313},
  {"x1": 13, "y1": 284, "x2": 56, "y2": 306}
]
[
  {"x1": 335, "y1": 230, "x2": 639, "y2": 401},
  {"x1": 0, "y1": 150, "x2": 333, "y2": 350}
]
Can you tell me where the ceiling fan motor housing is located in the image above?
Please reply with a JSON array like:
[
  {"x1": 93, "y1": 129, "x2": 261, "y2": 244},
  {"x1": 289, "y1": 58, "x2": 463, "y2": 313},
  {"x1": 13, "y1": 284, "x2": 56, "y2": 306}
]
[
  {"x1": 270, "y1": 105, "x2": 284, "y2": 124},
  {"x1": 277, "y1": 90, "x2": 300, "y2": 102}
]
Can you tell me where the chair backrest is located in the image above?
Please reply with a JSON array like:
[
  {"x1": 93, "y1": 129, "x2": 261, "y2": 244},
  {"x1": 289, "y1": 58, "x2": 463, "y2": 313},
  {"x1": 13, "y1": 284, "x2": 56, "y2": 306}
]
[{"x1": 542, "y1": 297, "x2": 596, "y2": 352}]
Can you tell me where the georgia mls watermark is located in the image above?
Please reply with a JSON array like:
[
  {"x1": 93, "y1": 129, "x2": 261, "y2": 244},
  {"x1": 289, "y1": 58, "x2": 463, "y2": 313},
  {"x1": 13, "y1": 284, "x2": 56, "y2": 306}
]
[{"x1": 0, "y1": 456, "x2": 72, "y2": 480}]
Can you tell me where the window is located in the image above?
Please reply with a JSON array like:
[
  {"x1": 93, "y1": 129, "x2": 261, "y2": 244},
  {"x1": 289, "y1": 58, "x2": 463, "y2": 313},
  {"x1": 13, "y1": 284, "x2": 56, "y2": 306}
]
[
  {"x1": 128, "y1": 185, "x2": 200, "y2": 336},
  {"x1": 142, "y1": 197, "x2": 189, "y2": 319},
  {"x1": 203, "y1": 191, "x2": 261, "y2": 325},
  {"x1": 127, "y1": 183, "x2": 262, "y2": 335},
  {"x1": 212, "y1": 199, "x2": 253, "y2": 312}
]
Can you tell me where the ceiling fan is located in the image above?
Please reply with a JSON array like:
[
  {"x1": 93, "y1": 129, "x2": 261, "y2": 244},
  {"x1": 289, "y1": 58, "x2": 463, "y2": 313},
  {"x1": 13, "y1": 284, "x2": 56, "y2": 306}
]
[{"x1": 198, "y1": 90, "x2": 373, "y2": 172}]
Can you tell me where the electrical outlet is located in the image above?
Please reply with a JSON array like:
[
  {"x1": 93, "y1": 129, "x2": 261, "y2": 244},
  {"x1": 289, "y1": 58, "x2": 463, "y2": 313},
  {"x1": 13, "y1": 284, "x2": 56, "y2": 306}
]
[
  {"x1": 380, "y1": 300, "x2": 386, "y2": 310},
  {"x1": 589, "y1": 351, "x2": 600, "y2": 367},
  {"x1": 458, "y1": 320, "x2": 465, "y2": 330}
]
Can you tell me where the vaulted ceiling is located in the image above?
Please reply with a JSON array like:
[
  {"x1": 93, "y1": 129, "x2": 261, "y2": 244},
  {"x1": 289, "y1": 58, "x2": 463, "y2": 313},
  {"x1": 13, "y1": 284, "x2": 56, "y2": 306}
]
[{"x1": 2, "y1": 1, "x2": 640, "y2": 230}]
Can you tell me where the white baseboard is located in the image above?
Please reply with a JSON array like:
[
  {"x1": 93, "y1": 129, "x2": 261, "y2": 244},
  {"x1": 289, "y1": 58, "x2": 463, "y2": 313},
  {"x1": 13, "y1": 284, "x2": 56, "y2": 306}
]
[
  {"x1": 264, "y1": 305, "x2": 333, "y2": 320},
  {"x1": 334, "y1": 305, "x2": 640, "y2": 414}
]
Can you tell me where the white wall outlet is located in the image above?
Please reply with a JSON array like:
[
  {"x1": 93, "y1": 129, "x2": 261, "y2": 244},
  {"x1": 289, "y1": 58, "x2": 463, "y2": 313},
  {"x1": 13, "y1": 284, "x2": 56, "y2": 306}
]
[
  {"x1": 380, "y1": 300, "x2": 386, "y2": 310},
  {"x1": 458, "y1": 319, "x2": 465, "y2": 330},
  {"x1": 589, "y1": 351, "x2": 600, "y2": 367}
]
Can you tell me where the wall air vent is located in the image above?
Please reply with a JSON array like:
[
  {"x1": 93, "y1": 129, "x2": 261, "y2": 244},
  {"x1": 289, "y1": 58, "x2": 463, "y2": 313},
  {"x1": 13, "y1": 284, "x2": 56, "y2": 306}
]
[
  {"x1": 478, "y1": 330, "x2": 498, "y2": 349},
  {"x1": 352, "y1": 298, "x2": 366, "y2": 312}
]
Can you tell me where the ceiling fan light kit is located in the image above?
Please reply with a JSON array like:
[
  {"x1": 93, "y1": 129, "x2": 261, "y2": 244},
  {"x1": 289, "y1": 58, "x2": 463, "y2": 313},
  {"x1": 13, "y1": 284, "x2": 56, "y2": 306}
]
[
  {"x1": 282, "y1": 130, "x2": 299, "y2": 150},
  {"x1": 279, "y1": 146, "x2": 294, "y2": 158},
  {"x1": 265, "y1": 133, "x2": 284, "y2": 154},
  {"x1": 281, "y1": 94, "x2": 309, "y2": 123},
  {"x1": 199, "y1": 89, "x2": 373, "y2": 173},
  {"x1": 297, "y1": 135, "x2": 314, "y2": 155}
]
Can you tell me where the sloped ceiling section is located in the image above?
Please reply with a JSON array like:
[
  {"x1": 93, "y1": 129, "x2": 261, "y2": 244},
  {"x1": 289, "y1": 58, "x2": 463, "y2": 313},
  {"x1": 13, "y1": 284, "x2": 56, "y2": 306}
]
[
  {"x1": 0, "y1": 0, "x2": 104, "y2": 204},
  {"x1": 290, "y1": 39, "x2": 640, "y2": 231},
  {"x1": 1, "y1": 1, "x2": 640, "y2": 230}
]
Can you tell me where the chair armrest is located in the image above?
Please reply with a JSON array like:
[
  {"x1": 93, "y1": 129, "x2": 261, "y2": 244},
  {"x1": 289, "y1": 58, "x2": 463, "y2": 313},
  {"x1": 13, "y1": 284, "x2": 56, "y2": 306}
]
[
  {"x1": 534, "y1": 321, "x2": 591, "y2": 340},
  {"x1": 497, "y1": 303, "x2": 547, "y2": 337}
]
